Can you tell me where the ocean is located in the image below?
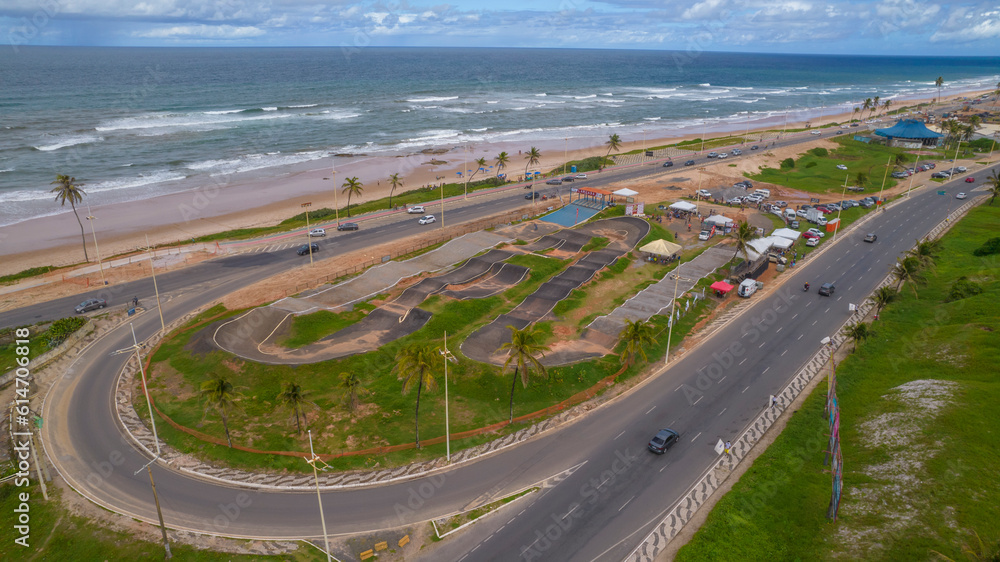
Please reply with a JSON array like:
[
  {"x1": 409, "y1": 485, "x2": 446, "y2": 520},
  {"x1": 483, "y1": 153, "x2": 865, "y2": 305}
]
[{"x1": 1, "y1": 47, "x2": 997, "y2": 227}]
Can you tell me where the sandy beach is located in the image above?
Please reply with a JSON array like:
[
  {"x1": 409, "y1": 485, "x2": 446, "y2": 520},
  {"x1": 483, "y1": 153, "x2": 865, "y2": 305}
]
[{"x1": 1, "y1": 89, "x2": 990, "y2": 276}]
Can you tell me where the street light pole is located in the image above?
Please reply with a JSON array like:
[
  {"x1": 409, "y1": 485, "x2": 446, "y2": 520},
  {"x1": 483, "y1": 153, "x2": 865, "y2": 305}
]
[
  {"x1": 833, "y1": 175, "x2": 848, "y2": 241},
  {"x1": 306, "y1": 431, "x2": 333, "y2": 562},
  {"x1": 464, "y1": 145, "x2": 469, "y2": 200},
  {"x1": 904, "y1": 154, "x2": 921, "y2": 198},
  {"x1": 440, "y1": 182, "x2": 445, "y2": 228},
  {"x1": 700, "y1": 112, "x2": 709, "y2": 154},
  {"x1": 86, "y1": 204, "x2": 107, "y2": 286},
  {"x1": 144, "y1": 235, "x2": 166, "y2": 334},
  {"x1": 302, "y1": 202, "x2": 313, "y2": 266},
  {"x1": 440, "y1": 331, "x2": 457, "y2": 462},
  {"x1": 876, "y1": 155, "x2": 891, "y2": 204},
  {"x1": 563, "y1": 138, "x2": 568, "y2": 175},
  {"x1": 665, "y1": 258, "x2": 687, "y2": 364}
]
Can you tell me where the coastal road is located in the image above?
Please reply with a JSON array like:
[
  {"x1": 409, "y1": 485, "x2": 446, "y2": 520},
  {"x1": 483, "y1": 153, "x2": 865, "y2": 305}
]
[{"x1": 19, "y1": 157, "x2": 996, "y2": 561}]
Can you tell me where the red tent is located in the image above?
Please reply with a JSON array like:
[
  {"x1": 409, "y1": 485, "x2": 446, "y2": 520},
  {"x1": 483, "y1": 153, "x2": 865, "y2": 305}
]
[{"x1": 710, "y1": 281, "x2": 734, "y2": 293}]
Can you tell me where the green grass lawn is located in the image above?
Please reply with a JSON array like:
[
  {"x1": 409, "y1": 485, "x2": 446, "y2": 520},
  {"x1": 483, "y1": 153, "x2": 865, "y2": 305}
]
[
  {"x1": 677, "y1": 203, "x2": 1000, "y2": 561},
  {"x1": 280, "y1": 302, "x2": 376, "y2": 348}
]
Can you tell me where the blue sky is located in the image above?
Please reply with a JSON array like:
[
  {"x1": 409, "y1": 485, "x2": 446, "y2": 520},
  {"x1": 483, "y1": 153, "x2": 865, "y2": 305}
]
[{"x1": 2, "y1": 0, "x2": 998, "y2": 54}]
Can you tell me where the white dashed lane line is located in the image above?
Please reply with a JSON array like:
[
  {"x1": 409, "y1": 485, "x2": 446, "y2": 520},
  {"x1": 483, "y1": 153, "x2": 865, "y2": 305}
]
[
  {"x1": 691, "y1": 432, "x2": 702, "y2": 442},
  {"x1": 797, "y1": 334, "x2": 803, "y2": 340},
  {"x1": 693, "y1": 395, "x2": 703, "y2": 405},
  {"x1": 615, "y1": 430, "x2": 625, "y2": 440},
  {"x1": 758, "y1": 341, "x2": 765, "y2": 348},
  {"x1": 775, "y1": 327, "x2": 782, "y2": 334},
  {"x1": 742, "y1": 386, "x2": 750, "y2": 393},
  {"x1": 619, "y1": 496, "x2": 635, "y2": 512},
  {"x1": 718, "y1": 408, "x2": 727, "y2": 416},
  {"x1": 739, "y1": 358, "x2": 747, "y2": 365},
  {"x1": 646, "y1": 406, "x2": 656, "y2": 414}
]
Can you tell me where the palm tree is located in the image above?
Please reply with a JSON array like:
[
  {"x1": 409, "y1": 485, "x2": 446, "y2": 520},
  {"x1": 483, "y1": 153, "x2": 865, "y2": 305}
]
[
  {"x1": 495, "y1": 151, "x2": 509, "y2": 179},
  {"x1": 869, "y1": 285, "x2": 896, "y2": 317},
  {"x1": 855, "y1": 171, "x2": 869, "y2": 189},
  {"x1": 882, "y1": 99, "x2": 892, "y2": 116},
  {"x1": 842, "y1": 321, "x2": 871, "y2": 353},
  {"x1": 910, "y1": 238, "x2": 941, "y2": 270},
  {"x1": 276, "y1": 381, "x2": 309, "y2": 434},
  {"x1": 730, "y1": 220, "x2": 757, "y2": 262},
  {"x1": 341, "y1": 371, "x2": 361, "y2": 413},
  {"x1": 893, "y1": 153, "x2": 909, "y2": 171},
  {"x1": 852, "y1": 106, "x2": 860, "y2": 123},
  {"x1": 862, "y1": 98, "x2": 873, "y2": 121},
  {"x1": 199, "y1": 377, "x2": 241, "y2": 447},
  {"x1": 524, "y1": 147, "x2": 541, "y2": 181},
  {"x1": 987, "y1": 169, "x2": 1000, "y2": 205},
  {"x1": 892, "y1": 256, "x2": 923, "y2": 298},
  {"x1": 466, "y1": 157, "x2": 488, "y2": 185},
  {"x1": 602, "y1": 133, "x2": 622, "y2": 170},
  {"x1": 872, "y1": 96, "x2": 881, "y2": 119},
  {"x1": 387, "y1": 173, "x2": 402, "y2": 210},
  {"x1": 341, "y1": 177, "x2": 364, "y2": 217},
  {"x1": 498, "y1": 325, "x2": 550, "y2": 423},
  {"x1": 50, "y1": 175, "x2": 89, "y2": 262},
  {"x1": 935, "y1": 76, "x2": 944, "y2": 104},
  {"x1": 618, "y1": 318, "x2": 654, "y2": 368},
  {"x1": 393, "y1": 345, "x2": 436, "y2": 448}
]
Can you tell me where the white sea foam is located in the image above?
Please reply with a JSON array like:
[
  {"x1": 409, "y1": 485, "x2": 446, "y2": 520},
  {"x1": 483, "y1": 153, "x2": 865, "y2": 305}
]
[
  {"x1": 406, "y1": 96, "x2": 459, "y2": 102},
  {"x1": 486, "y1": 100, "x2": 499, "y2": 104},
  {"x1": 87, "y1": 170, "x2": 187, "y2": 194},
  {"x1": 574, "y1": 94, "x2": 597, "y2": 99},
  {"x1": 699, "y1": 83, "x2": 711, "y2": 86},
  {"x1": 262, "y1": 107, "x2": 278, "y2": 111},
  {"x1": 0, "y1": 168, "x2": 12, "y2": 173},
  {"x1": 643, "y1": 117, "x2": 661, "y2": 121},
  {"x1": 34, "y1": 134, "x2": 103, "y2": 151},
  {"x1": 203, "y1": 109, "x2": 243, "y2": 115},
  {"x1": 289, "y1": 104, "x2": 318, "y2": 108},
  {"x1": 96, "y1": 111, "x2": 293, "y2": 133},
  {"x1": 186, "y1": 150, "x2": 325, "y2": 176},
  {"x1": 534, "y1": 93, "x2": 547, "y2": 97}
]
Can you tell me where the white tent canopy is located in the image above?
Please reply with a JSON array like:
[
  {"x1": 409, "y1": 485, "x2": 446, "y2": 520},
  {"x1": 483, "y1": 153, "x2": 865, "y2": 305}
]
[
  {"x1": 613, "y1": 188, "x2": 639, "y2": 197},
  {"x1": 772, "y1": 227, "x2": 801, "y2": 241},
  {"x1": 704, "y1": 215, "x2": 734, "y2": 227},
  {"x1": 639, "y1": 239, "x2": 682, "y2": 257},
  {"x1": 770, "y1": 236, "x2": 794, "y2": 250},
  {"x1": 668, "y1": 201, "x2": 697, "y2": 212},
  {"x1": 748, "y1": 238, "x2": 773, "y2": 254}
]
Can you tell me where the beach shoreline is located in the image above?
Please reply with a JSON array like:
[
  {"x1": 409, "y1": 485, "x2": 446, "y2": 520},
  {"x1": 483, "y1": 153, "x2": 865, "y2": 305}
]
[{"x1": 1, "y1": 88, "x2": 990, "y2": 275}]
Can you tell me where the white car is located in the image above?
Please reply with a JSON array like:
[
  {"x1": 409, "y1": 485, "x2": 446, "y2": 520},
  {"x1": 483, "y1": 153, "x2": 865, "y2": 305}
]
[
  {"x1": 418, "y1": 215, "x2": 436, "y2": 225},
  {"x1": 697, "y1": 189, "x2": 712, "y2": 198},
  {"x1": 811, "y1": 130, "x2": 822, "y2": 135},
  {"x1": 956, "y1": 192, "x2": 967, "y2": 199},
  {"x1": 807, "y1": 228, "x2": 825, "y2": 238},
  {"x1": 806, "y1": 237, "x2": 820, "y2": 247},
  {"x1": 796, "y1": 209, "x2": 808, "y2": 218},
  {"x1": 575, "y1": 173, "x2": 587, "y2": 179},
  {"x1": 836, "y1": 164, "x2": 848, "y2": 170},
  {"x1": 718, "y1": 152, "x2": 729, "y2": 159},
  {"x1": 308, "y1": 228, "x2": 326, "y2": 237},
  {"x1": 698, "y1": 230, "x2": 710, "y2": 241},
  {"x1": 407, "y1": 205, "x2": 425, "y2": 214}
]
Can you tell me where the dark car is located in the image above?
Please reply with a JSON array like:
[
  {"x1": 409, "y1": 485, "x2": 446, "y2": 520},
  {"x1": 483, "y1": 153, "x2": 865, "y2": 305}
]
[
  {"x1": 562, "y1": 176, "x2": 575, "y2": 182},
  {"x1": 525, "y1": 192, "x2": 540, "y2": 199},
  {"x1": 297, "y1": 243, "x2": 320, "y2": 255},
  {"x1": 648, "y1": 428, "x2": 680, "y2": 454},
  {"x1": 684, "y1": 160, "x2": 696, "y2": 166},
  {"x1": 751, "y1": 145, "x2": 759, "y2": 150},
  {"x1": 75, "y1": 298, "x2": 107, "y2": 314},
  {"x1": 818, "y1": 282, "x2": 835, "y2": 296},
  {"x1": 337, "y1": 222, "x2": 359, "y2": 231},
  {"x1": 545, "y1": 179, "x2": 563, "y2": 185},
  {"x1": 662, "y1": 160, "x2": 674, "y2": 168}
]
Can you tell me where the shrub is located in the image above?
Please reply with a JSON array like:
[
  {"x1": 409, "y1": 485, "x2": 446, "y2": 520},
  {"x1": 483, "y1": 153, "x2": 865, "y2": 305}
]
[
  {"x1": 972, "y1": 237, "x2": 1000, "y2": 257},
  {"x1": 805, "y1": 161, "x2": 818, "y2": 168},
  {"x1": 949, "y1": 276, "x2": 983, "y2": 300},
  {"x1": 45, "y1": 317, "x2": 88, "y2": 348},
  {"x1": 809, "y1": 147, "x2": 828, "y2": 157},
  {"x1": 780, "y1": 158, "x2": 795, "y2": 170}
]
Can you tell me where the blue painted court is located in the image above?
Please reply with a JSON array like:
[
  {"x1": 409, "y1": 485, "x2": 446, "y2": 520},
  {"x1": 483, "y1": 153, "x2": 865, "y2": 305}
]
[{"x1": 541, "y1": 203, "x2": 602, "y2": 227}]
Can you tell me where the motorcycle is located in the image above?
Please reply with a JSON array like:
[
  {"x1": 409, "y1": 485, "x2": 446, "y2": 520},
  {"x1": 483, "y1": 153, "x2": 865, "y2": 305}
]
[{"x1": 804, "y1": 283, "x2": 810, "y2": 292}]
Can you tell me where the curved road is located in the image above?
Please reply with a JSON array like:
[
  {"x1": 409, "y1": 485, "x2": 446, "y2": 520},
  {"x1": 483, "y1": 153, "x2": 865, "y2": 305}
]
[{"x1": 12, "y1": 135, "x2": 993, "y2": 561}]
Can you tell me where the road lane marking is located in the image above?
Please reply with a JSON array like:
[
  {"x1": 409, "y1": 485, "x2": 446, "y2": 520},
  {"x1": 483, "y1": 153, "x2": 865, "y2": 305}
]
[
  {"x1": 646, "y1": 406, "x2": 656, "y2": 414},
  {"x1": 792, "y1": 313, "x2": 798, "y2": 320},
  {"x1": 758, "y1": 341, "x2": 765, "y2": 348},
  {"x1": 691, "y1": 432, "x2": 702, "y2": 442},
  {"x1": 775, "y1": 327, "x2": 782, "y2": 334},
  {"x1": 797, "y1": 334, "x2": 803, "y2": 340},
  {"x1": 619, "y1": 496, "x2": 635, "y2": 512},
  {"x1": 826, "y1": 307, "x2": 831, "y2": 313},
  {"x1": 660, "y1": 464, "x2": 670, "y2": 473},
  {"x1": 739, "y1": 358, "x2": 747, "y2": 365},
  {"x1": 719, "y1": 375, "x2": 727, "y2": 383},
  {"x1": 763, "y1": 367, "x2": 770, "y2": 374},
  {"x1": 718, "y1": 408, "x2": 727, "y2": 416},
  {"x1": 781, "y1": 349, "x2": 787, "y2": 356},
  {"x1": 694, "y1": 396, "x2": 703, "y2": 405},
  {"x1": 615, "y1": 430, "x2": 625, "y2": 440},
  {"x1": 742, "y1": 385, "x2": 750, "y2": 393},
  {"x1": 813, "y1": 320, "x2": 818, "y2": 325}
]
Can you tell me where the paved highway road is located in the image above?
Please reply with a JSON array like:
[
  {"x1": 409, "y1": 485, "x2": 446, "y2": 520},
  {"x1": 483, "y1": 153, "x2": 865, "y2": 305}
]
[{"x1": 16, "y1": 142, "x2": 994, "y2": 561}]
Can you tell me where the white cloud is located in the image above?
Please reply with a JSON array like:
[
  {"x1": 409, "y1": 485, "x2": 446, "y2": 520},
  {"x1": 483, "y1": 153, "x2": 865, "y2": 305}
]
[
  {"x1": 133, "y1": 24, "x2": 265, "y2": 39},
  {"x1": 931, "y1": 6, "x2": 1000, "y2": 42},
  {"x1": 682, "y1": 0, "x2": 728, "y2": 20}
]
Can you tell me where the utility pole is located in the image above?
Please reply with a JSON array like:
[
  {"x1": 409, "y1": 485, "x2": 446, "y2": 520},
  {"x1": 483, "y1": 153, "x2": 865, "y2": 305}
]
[
  {"x1": 440, "y1": 332, "x2": 457, "y2": 462},
  {"x1": 305, "y1": 431, "x2": 333, "y2": 562},
  {"x1": 144, "y1": 235, "x2": 166, "y2": 334}
]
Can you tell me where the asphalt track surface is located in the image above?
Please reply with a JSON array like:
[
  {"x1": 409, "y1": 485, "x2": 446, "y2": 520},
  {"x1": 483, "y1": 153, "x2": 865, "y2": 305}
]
[{"x1": 11, "y1": 132, "x2": 993, "y2": 561}]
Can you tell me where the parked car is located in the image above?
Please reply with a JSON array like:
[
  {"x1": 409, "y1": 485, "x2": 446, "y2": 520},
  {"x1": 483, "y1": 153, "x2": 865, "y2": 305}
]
[
  {"x1": 956, "y1": 166, "x2": 967, "y2": 173},
  {"x1": 802, "y1": 231, "x2": 821, "y2": 240},
  {"x1": 418, "y1": 215, "x2": 436, "y2": 225},
  {"x1": 965, "y1": 177, "x2": 975, "y2": 183},
  {"x1": 698, "y1": 230, "x2": 710, "y2": 241},
  {"x1": 796, "y1": 209, "x2": 809, "y2": 218},
  {"x1": 407, "y1": 205, "x2": 425, "y2": 214},
  {"x1": 806, "y1": 237, "x2": 820, "y2": 247},
  {"x1": 708, "y1": 152, "x2": 718, "y2": 158},
  {"x1": 718, "y1": 152, "x2": 729, "y2": 159},
  {"x1": 818, "y1": 282, "x2": 836, "y2": 296},
  {"x1": 575, "y1": 173, "x2": 588, "y2": 179},
  {"x1": 648, "y1": 428, "x2": 680, "y2": 454},
  {"x1": 732, "y1": 148, "x2": 742, "y2": 155},
  {"x1": 75, "y1": 298, "x2": 107, "y2": 314},
  {"x1": 863, "y1": 233, "x2": 877, "y2": 243},
  {"x1": 545, "y1": 179, "x2": 563, "y2": 185},
  {"x1": 662, "y1": 161, "x2": 674, "y2": 168},
  {"x1": 308, "y1": 228, "x2": 326, "y2": 237},
  {"x1": 807, "y1": 228, "x2": 826, "y2": 238},
  {"x1": 684, "y1": 160, "x2": 696, "y2": 166},
  {"x1": 836, "y1": 164, "x2": 848, "y2": 170},
  {"x1": 956, "y1": 192, "x2": 967, "y2": 199},
  {"x1": 697, "y1": 189, "x2": 712, "y2": 198},
  {"x1": 296, "y1": 243, "x2": 319, "y2": 256},
  {"x1": 337, "y1": 222, "x2": 359, "y2": 231},
  {"x1": 562, "y1": 176, "x2": 575, "y2": 182},
  {"x1": 790, "y1": 220, "x2": 800, "y2": 229}
]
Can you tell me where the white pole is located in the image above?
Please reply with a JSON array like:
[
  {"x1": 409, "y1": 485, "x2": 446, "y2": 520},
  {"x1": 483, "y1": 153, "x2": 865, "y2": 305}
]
[
  {"x1": 877, "y1": 155, "x2": 891, "y2": 204},
  {"x1": 308, "y1": 431, "x2": 333, "y2": 562},
  {"x1": 905, "y1": 154, "x2": 920, "y2": 198},
  {"x1": 443, "y1": 331, "x2": 450, "y2": 462},
  {"x1": 700, "y1": 112, "x2": 708, "y2": 154},
  {"x1": 145, "y1": 235, "x2": 166, "y2": 334},
  {"x1": 665, "y1": 258, "x2": 683, "y2": 364},
  {"x1": 833, "y1": 175, "x2": 848, "y2": 241},
  {"x1": 86, "y1": 204, "x2": 107, "y2": 286}
]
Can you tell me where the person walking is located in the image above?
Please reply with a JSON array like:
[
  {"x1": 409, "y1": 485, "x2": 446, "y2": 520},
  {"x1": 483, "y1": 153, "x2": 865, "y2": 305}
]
[
  {"x1": 725, "y1": 441, "x2": 732, "y2": 455},
  {"x1": 132, "y1": 296, "x2": 139, "y2": 308}
]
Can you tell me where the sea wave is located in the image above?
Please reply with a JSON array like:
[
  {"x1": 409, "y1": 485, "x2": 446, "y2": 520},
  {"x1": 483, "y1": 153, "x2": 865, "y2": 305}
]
[
  {"x1": 0, "y1": 168, "x2": 13, "y2": 173},
  {"x1": 203, "y1": 109, "x2": 243, "y2": 115},
  {"x1": 574, "y1": 94, "x2": 597, "y2": 99},
  {"x1": 96, "y1": 111, "x2": 294, "y2": 133},
  {"x1": 86, "y1": 170, "x2": 187, "y2": 194},
  {"x1": 33, "y1": 134, "x2": 103, "y2": 151},
  {"x1": 262, "y1": 107, "x2": 278, "y2": 111},
  {"x1": 289, "y1": 104, "x2": 318, "y2": 108},
  {"x1": 186, "y1": 150, "x2": 325, "y2": 176},
  {"x1": 406, "y1": 96, "x2": 459, "y2": 102}
]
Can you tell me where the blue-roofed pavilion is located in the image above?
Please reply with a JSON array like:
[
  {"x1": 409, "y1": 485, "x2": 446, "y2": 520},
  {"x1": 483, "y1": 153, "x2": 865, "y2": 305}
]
[{"x1": 873, "y1": 119, "x2": 943, "y2": 148}]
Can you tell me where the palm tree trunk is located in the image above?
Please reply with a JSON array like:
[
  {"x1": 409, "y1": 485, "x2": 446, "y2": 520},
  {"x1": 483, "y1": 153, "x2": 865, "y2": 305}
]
[
  {"x1": 221, "y1": 407, "x2": 233, "y2": 448},
  {"x1": 508, "y1": 367, "x2": 520, "y2": 423},
  {"x1": 414, "y1": 378, "x2": 423, "y2": 448},
  {"x1": 294, "y1": 405, "x2": 302, "y2": 435},
  {"x1": 71, "y1": 202, "x2": 90, "y2": 262},
  {"x1": 346, "y1": 193, "x2": 352, "y2": 217},
  {"x1": 389, "y1": 188, "x2": 394, "y2": 210}
]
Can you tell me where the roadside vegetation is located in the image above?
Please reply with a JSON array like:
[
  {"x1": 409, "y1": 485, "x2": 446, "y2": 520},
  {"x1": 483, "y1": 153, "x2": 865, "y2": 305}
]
[
  {"x1": 0, "y1": 317, "x2": 88, "y2": 372},
  {"x1": 677, "y1": 203, "x2": 1000, "y2": 561}
]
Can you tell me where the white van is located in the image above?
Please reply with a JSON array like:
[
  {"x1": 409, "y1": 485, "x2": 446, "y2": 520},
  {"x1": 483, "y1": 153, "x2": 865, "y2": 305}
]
[
  {"x1": 754, "y1": 189, "x2": 771, "y2": 199},
  {"x1": 784, "y1": 209, "x2": 796, "y2": 220},
  {"x1": 737, "y1": 279, "x2": 758, "y2": 298}
]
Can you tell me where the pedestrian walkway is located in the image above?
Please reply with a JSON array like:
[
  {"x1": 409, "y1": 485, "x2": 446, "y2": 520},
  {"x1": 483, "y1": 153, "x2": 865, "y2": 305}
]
[{"x1": 585, "y1": 246, "x2": 733, "y2": 339}]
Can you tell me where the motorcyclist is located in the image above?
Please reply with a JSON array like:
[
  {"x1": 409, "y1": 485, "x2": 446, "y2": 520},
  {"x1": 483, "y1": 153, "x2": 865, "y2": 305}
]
[{"x1": 804, "y1": 282, "x2": 810, "y2": 291}]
